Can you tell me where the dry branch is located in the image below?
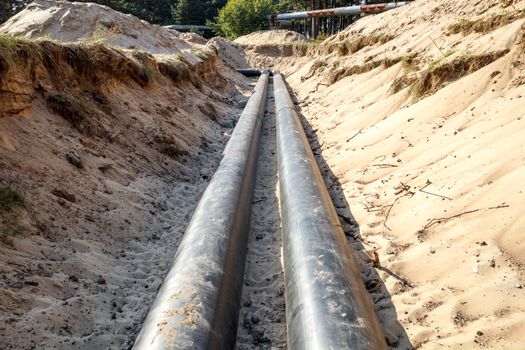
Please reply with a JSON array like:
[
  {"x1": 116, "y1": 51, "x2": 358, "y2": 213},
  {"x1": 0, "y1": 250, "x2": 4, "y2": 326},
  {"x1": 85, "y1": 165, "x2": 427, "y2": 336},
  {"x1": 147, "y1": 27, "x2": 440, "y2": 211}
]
[{"x1": 422, "y1": 204, "x2": 509, "y2": 230}]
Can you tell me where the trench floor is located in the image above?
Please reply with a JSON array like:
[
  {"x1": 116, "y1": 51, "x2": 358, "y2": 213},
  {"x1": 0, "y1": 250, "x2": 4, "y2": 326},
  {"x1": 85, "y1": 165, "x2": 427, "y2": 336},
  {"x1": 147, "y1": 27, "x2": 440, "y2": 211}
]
[{"x1": 235, "y1": 79, "x2": 287, "y2": 349}]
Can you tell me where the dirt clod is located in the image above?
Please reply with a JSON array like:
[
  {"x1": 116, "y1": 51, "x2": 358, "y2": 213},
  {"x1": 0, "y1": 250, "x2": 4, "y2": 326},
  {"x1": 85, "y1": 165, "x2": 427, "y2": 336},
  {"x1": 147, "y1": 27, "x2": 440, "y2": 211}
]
[{"x1": 51, "y1": 188, "x2": 76, "y2": 203}]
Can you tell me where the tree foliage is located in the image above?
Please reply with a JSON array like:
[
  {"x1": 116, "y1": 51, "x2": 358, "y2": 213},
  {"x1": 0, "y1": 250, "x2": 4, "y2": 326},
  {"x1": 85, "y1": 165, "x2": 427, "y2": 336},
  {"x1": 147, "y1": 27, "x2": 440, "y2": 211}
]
[
  {"x1": 1, "y1": 0, "x2": 361, "y2": 38},
  {"x1": 216, "y1": 0, "x2": 274, "y2": 39},
  {"x1": 1, "y1": 0, "x2": 26, "y2": 24},
  {"x1": 0, "y1": 0, "x2": 226, "y2": 26},
  {"x1": 172, "y1": 0, "x2": 207, "y2": 25}
]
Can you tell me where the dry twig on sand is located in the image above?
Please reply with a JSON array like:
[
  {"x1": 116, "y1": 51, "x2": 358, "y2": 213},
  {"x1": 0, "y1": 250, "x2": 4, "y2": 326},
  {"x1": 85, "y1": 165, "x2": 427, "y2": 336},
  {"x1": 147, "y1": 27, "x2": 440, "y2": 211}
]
[
  {"x1": 373, "y1": 163, "x2": 399, "y2": 168},
  {"x1": 384, "y1": 183, "x2": 415, "y2": 230},
  {"x1": 346, "y1": 129, "x2": 362, "y2": 143},
  {"x1": 418, "y1": 179, "x2": 452, "y2": 200},
  {"x1": 422, "y1": 204, "x2": 509, "y2": 230}
]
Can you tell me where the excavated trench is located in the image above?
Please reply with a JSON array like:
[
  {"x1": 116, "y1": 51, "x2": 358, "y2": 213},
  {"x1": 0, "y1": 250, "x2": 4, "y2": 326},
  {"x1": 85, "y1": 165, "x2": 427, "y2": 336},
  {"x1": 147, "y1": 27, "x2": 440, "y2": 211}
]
[
  {"x1": 0, "y1": 39, "x2": 412, "y2": 350},
  {"x1": 235, "y1": 79, "x2": 287, "y2": 349},
  {"x1": 4, "y1": 0, "x2": 525, "y2": 348},
  {"x1": 129, "y1": 70, "x2": 409, "y2": 350}
]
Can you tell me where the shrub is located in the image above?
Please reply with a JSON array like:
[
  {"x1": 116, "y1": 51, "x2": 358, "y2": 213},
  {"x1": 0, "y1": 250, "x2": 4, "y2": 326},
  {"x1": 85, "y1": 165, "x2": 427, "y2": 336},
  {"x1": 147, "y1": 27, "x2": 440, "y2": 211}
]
[
  {"x1": 216, "y1": 0, "x2": 273, "y2": 39},
  {"x1": 0, "y1": 184, "x2": 25, "y2": 211}
]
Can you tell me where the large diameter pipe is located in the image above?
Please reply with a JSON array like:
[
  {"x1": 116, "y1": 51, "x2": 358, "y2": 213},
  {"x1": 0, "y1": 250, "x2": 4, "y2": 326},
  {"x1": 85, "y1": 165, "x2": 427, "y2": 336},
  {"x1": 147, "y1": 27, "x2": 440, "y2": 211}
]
[
  {"x1": 268, "y1": 2, "x2": 408, "y2": 21},
  {"x1": 133, "y1": 72, "x2": 269, "y2": 350},
  {"x1": 273, "y1": 71, "x2": 387, "y2": 350}
]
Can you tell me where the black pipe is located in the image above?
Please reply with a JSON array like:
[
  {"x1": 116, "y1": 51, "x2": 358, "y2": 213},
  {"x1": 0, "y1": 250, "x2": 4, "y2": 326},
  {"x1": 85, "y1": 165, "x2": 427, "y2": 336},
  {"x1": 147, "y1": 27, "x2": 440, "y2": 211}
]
[
  {"x1": 274, "y1": 71, "x2": 387, "y2": 350},
  {"x1": 133, "y1": 72, "x2": 269, "y2": 350},
  {"x1": 236, "y1": 69, "x2": 273, "y2": 77}
]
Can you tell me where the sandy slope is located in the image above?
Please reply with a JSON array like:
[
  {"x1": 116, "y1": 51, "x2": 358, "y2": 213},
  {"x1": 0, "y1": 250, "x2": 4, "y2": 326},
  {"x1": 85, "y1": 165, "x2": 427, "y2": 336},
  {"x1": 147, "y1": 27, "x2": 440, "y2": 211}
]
[
  {"x1": 240, "y1": 0, "x2": 525, "y2": 348},
  {"x1": 0, "y1": 0, "x2": 205, "y2": 61},
  {"x1": 234, "y1": 30, "x2": 305, "y2": 45},
  {"x1": 0, "y1": 53, "x2": 250, "y2": 348}
]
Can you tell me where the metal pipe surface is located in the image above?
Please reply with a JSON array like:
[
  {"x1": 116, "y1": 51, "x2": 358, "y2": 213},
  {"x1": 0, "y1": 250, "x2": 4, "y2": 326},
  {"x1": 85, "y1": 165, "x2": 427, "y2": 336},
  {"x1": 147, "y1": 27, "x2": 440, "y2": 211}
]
[
  {"x1": 273, "y1": 71, "x2": 387, "y2": 350},
  {"x1": 268, "y1": 2, "x2": 408, "y2": 21},
  {"x1": 133, "y1": 72, "x2": 269, "y2": 350}
]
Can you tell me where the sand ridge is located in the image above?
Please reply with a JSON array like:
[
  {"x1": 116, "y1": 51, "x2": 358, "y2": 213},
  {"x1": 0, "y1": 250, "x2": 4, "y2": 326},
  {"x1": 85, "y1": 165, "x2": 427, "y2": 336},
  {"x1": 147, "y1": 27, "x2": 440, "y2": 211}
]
[
  {"x1": 0, "y1": 0, "x2": 206, "y2": 63},
  {"x1": 234, "y1": 29, "x2": 305, "y2": 46}
]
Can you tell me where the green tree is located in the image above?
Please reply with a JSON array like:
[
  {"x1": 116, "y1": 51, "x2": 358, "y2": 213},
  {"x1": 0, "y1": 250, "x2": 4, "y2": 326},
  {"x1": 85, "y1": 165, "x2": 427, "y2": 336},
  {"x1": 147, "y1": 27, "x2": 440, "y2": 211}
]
[
  {"x1": 216, "y1": 0, "x2": 273, "y2": 39},
  {"x1": 206, "y1": 0, "x2": 227, "y2": 19},
  {"x1": 172, "y1": 0, "x2": 207, "y2": 25},
  {"x1": 1, "y1": 0, "x2": 29, "y2": 24},
  {"x1": 0, "y1": 0, "x2": 12, "y2": 24}
]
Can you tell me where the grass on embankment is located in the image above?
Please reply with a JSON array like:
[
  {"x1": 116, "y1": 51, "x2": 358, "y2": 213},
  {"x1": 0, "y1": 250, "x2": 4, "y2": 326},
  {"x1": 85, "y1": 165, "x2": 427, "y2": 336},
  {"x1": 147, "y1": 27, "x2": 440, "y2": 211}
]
[{"x1": 0, "y1": 184, "x2": 27, "y2": 245}]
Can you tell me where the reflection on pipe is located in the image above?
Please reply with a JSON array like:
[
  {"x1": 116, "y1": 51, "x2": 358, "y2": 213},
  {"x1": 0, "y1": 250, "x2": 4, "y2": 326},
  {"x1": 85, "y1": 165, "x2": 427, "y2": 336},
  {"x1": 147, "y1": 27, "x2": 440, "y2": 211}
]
[
  {"x1": 133, "y1": 72, "x2": 269, "y2": 350},
  {"x1": 274, "y1": 70, "x2": 387, "y2": 350}
]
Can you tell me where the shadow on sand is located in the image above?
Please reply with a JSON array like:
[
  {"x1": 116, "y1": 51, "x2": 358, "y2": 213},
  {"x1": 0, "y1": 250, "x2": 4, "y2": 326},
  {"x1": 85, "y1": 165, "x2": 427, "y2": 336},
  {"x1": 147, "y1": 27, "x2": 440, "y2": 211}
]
[{"x1": 285, "y1": 81, "x2": 415, "y2": 350}]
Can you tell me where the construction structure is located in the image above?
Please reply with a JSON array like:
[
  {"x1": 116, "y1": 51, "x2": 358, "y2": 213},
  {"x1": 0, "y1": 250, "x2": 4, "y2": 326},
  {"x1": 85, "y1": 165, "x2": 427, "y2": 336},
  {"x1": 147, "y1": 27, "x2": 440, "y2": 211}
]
[{"x1": 268, "y1": 1, "x2": 410, "y2": 38}]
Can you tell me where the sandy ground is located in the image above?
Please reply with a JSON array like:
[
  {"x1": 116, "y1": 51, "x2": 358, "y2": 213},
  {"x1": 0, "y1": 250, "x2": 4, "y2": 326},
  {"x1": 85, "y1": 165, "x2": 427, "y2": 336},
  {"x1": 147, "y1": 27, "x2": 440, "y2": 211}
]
[
  {"x1": 236, "y1": 78, "x2": 287, "y2": 349},
  {"x1": 234, "y1": 30, "x2": 305, "y2": 46},
  {"x1": 0, "y1": 0, "x2": 205, "y2": 63},
  {"x1": 208, "y1": 37, "x2": 250, "y2": 69}
]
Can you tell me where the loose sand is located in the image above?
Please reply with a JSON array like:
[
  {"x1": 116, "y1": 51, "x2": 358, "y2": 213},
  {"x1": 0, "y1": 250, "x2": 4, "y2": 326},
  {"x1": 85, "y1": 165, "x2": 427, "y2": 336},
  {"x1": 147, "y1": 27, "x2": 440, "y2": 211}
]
[
  {"x1": 208, "y1": 36, "x2": 249, "y2": 68},
  {"x1": 0, "y1": 0, "x2": 204, "y2": 61},
  {"x1": 235, "y1": 79, "x2": 287, "y2": 349},
  {"x1": 234, "y1": 29, "x2": 305, "y2": 46}
]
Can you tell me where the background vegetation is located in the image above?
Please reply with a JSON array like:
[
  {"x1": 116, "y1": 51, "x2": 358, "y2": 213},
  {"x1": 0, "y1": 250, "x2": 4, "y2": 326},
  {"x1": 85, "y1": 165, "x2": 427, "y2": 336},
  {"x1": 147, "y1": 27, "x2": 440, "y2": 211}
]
[{"x1": 1, "y1": 1, "x2": 362, "y2": 38}]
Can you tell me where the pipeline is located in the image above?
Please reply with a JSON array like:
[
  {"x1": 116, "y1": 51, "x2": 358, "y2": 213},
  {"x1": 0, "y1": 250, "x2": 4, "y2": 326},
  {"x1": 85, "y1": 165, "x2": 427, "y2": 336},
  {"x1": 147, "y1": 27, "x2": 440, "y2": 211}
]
[
  {"x1": 236, "y1": 69, "x2": 274, "y2": 77},
  {"x1": 273, "y1": 71, "x2": 387, "y2": 350},
  {"x1": 133, "y1": 72, "x2": 269, "y2": 350},
  {"x1": 268, "y1": 2, "x2": 408, "y2": 21},
  {"x1": 164, "y1": 24, "x2": 211, "y2": 31}
]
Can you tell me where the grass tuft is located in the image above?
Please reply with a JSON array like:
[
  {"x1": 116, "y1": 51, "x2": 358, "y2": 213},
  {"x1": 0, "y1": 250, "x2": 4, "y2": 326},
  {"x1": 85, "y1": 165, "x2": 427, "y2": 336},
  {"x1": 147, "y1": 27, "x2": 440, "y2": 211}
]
[
  {"x1": 158, "y1": 60, "x2": 191, "y2": 83},
  {"x1": 325, "y1": 34, "x2": 395, "y2": 56},
  {"x1": 46, "y1": 93, "x2": 111, "y2": 138},
  {"x1": 401, "y1": 52, "x2": 419, "y2": 71},
  {"x1": 0, "y1": 35, "x2": 153, "y2": 87},
  {"x1": 447, "y1": 9, "x2": 525, "y2": 35},
  {"x1": 0, "y1": 184, "x2": 26, "y2": 246},
  {"x1": 328, "y1": 56, "x2": 401, "y2": 85},
  {"x1": 0, "y1": 184, "x2": 25, "y2": 211},
  {"x1": 192, "y1": 48, "x2": 215, "y2": 61},
  {"x1": 411, "y1": 50, "x2": 509, "y2": 98}
]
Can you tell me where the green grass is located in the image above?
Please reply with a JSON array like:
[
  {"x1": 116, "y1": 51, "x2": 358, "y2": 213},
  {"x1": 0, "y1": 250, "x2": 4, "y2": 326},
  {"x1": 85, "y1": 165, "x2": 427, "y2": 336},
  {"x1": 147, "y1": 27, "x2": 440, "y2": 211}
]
[
  {"x1": 192, "y1": 49, "x2": 215, "y2": 61},
  {"x1": 447, "y1": 9, "x2": 525, "y2": 35},
  {"x1": 328, "y1": 56, "x2": 401, "y2": 84},
  {"x1": 0, "y1": 184, "x2": 25, "y2": 211},
  {"x1": 0, "y1": 33, "x2": 27, "y2": 48},
  {"x1": 409, "y1": 49, "x2": 509, "y2": 98},
  {"x1": 328, "y1": 34, "x2": 395, "y2": 56},
  {"x1": 401, "y1": 52, "x2": 419, "y2": 71},
  {"x1": 0, "y1": 184, "x2": 26, "y2": 245}
]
